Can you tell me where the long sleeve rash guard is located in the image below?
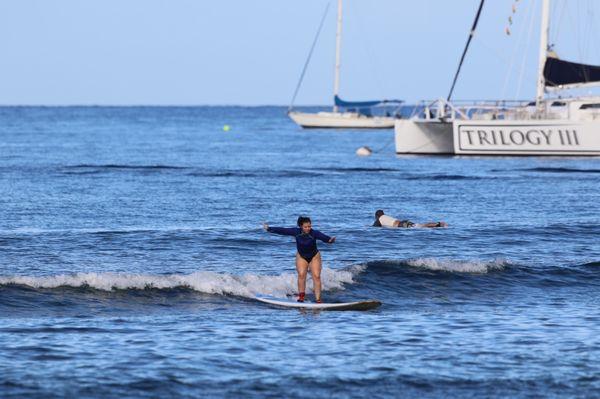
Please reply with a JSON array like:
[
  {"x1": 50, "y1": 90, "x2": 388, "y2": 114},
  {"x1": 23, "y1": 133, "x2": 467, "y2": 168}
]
[{"x1": 267, "y1": 227, "x2": 332, "y2": 259}]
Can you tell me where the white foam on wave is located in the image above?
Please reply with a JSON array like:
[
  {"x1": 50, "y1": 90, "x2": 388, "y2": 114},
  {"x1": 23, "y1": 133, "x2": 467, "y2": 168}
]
[
  {"x1": 0, "y1": 226, "x2": 200, "y2": 235},
  {"x1": 0, "y1": 267, "x2": 360, "y2": 298},
  {"x1": 0, "y1": 225, "x2": 262, "y2": 235},
  {"x1": 405, "y1": 258, "x2": 507, "y2": 273}
]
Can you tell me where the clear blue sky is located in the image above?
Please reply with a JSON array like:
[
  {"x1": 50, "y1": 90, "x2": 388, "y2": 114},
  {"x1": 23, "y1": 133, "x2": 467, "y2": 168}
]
[{"x1": 0, "y1": 0, "x2": 598, "y2": 105}]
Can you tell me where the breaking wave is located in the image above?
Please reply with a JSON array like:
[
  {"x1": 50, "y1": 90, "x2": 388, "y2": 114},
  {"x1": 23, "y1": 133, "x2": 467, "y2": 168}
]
[{"x1": 0, "y1": 267, "x2": 361, "y2": 298}]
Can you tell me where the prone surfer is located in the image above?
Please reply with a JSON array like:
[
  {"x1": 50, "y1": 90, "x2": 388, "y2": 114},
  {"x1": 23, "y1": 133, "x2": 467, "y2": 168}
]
[
  {"x1": 372, "y1": 209, "x2": 447, "y2": 228},
  {"x1": 263, "y1": 216, "x2": 335, "y2": 303}
]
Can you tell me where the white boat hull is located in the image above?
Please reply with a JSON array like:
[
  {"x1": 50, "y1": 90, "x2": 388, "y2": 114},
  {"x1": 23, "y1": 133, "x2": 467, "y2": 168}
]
[
  {"x1": 289, "y1": 111, "x2": 395, "y2": 129},
  {"x1": 453, "y1": 120, "x2": 600, "y2": 155},
  {"x1": 394, "y1": 119, "x2": 454, "y2": 154},
  {"x1": 395, "y1": 119, "x2": 600, "y2": 155}
]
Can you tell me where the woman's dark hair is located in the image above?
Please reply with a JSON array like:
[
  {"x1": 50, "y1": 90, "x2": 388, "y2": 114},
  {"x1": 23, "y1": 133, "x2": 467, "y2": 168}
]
[{"x1": 297, "y1": 216, "x2": 311, "y2": 227}]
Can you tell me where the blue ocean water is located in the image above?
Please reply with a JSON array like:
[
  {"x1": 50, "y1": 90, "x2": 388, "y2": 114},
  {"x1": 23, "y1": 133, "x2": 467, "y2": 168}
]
[{"x1": 1, "y1": 106, "x2": 599, "y2": 398}]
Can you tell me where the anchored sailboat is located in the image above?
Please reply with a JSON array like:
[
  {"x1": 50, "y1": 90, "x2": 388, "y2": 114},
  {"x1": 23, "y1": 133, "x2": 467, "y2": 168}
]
[
  {"x1": 288, "y1": 0, "x2": 402, "y2": 129},
  {"x1": 395, "y1": 0, "x2": 600, "y2": 155}
]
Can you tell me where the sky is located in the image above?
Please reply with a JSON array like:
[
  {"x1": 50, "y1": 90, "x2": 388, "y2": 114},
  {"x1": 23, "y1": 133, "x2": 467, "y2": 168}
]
[{"x1": 0, "y1": 0, "x2": 599, "y2": 105}]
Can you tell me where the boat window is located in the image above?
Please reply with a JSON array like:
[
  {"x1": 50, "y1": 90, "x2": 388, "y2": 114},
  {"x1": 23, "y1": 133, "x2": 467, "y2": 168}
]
[
  {"x1": 579, "y1": 103, "x2": 600, "y2": 109},
  {"x1": 551, "y1": 101, "x2": 566, "y2": 106}
]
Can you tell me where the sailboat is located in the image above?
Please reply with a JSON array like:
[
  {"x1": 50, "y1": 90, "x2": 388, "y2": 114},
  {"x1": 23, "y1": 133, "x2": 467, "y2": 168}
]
[
  {"x1": 288, "y1": 0, "x2": 402, "y2": 129},
  {"x1": 394, "y1": 0, "x2": 600, "y2": 155}
]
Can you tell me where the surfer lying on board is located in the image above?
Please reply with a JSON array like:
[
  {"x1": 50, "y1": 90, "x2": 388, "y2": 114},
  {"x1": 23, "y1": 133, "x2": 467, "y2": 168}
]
[
  {"x1": 373, "y1": 209, "x2": 448, "y2": 228},
  {"x1": 263, "y1": 216, "x2": 336, "y2": 303}
]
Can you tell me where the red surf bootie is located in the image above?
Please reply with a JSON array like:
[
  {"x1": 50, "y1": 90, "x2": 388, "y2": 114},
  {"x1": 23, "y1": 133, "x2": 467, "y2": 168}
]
[{"x1": 297, "y1": 292, "x2": 305, "y2": 303}]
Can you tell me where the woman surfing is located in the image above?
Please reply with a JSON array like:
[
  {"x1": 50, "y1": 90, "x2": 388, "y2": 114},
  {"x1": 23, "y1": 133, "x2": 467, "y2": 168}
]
[{"x1": 263, "y1": 216, "x2": 335, "y2": 303}]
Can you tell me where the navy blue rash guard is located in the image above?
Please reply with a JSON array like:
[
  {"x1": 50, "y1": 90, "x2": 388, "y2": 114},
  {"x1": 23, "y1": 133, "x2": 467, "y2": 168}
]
[{"x1": 267, "y1": 227, "x2": 332, "y2": 260}]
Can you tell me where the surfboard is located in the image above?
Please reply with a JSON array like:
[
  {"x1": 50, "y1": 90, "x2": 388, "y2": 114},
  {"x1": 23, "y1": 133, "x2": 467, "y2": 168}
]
[{"x1": 255, "y1": 295, "x2": 381, "y2": 311}]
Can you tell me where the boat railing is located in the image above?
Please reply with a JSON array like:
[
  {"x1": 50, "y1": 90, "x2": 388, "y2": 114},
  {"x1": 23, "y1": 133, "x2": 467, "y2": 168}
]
[
  {"x1": 417, "y1": 98, "x2": 469, "y2": 120},
  {"x1": 409, "y1": 98, "x2": 570, "y2": 121}
]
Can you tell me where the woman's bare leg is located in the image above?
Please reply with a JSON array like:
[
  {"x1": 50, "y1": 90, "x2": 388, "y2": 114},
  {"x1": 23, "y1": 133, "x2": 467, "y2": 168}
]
[
  {"x1": 296, "y1": 253, "x2": 309, "y2": 296},
  {"x1": 309, "y1": 252, "x2": 322, "y2": 301},
  {"x1": 419, "y1": 221, "x2": 448, "y2": 228}
]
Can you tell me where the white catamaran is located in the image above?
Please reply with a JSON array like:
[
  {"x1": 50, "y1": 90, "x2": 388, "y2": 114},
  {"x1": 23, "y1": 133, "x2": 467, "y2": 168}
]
[
  {"x1": 395, "y1": 0, "x2": 600, "y2": 155},
  {"x1": 288, "y1": 0, "x2": 402, "y2": 129}
]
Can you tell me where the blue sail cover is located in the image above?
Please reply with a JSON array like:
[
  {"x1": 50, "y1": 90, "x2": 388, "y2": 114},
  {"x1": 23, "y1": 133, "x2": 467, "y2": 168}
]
[
  {"x1": 544, "y1": 56, "x2": 600, "y2": 87},
  {"x1": 334, "y1": 96, "x2": 403, "y2": 116},
  {"x1": 334, "y1": 95, "x2": 403, "y2": 108}
]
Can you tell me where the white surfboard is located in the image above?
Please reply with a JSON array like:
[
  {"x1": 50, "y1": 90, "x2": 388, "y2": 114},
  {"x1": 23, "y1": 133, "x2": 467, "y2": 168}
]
[{"x1": 255, "y1": 295, "x2": 381, "y2": 311}]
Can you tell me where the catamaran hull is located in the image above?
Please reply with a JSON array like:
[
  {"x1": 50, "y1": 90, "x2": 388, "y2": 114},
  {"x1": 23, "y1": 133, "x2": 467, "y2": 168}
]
[
  {"x1": 453, "y1": 120, "x2": 600, "y2": 155},
  {"x1": 395, "y1": 119, "x2": 600, "y2": 155},
  {"x1": 289, "y1": 111, "x2": 396, "y2": 129},
  {"x1": 394, "y1": 120, "x2": 454, "y2": 154}
]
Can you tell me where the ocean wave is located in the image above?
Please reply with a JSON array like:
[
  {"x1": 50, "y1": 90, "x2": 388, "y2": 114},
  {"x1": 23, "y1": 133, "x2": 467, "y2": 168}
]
[
  {"x1": 366, "y1": 258, "x2": 508, "y2": 274},
  {"x1": 58, "y1": 164, "x2": 189, "y2": 176},
  {"x1": 582, "y1": 261, "x2": 600, "y2": 268},
  {"x1": 406, "y1": 258, "x2": 507, "y2": 273},
  {"x1": 0, "y1": 225, "x2": 263, "y2": 236},
  {"x1": 0, "y1": 268, "x2": 360, "y2": 298},
  {"x1": 188, "y1": 170, "x2": 323, "y2": 178},
  {"x1": 64, "y1": 164, "x2": 188, "y2": 170},
  {"x1": 406, "y1": 174, "x2": 486, "y2": 181},
  {"x1": 61, "y1": 165, "x2": 325, "y2": 178},
  {"x1": 312, "y1": 167, "x2": 401, "y2": 173},
  {"x1": 507, "y1": 167, "x2": 600, "y2": 174}
]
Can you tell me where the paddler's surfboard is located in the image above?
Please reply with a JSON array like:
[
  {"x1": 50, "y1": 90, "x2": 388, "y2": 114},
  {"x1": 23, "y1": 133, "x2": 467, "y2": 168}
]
[{"x1": 255, "y1": 295, "x2": 381, "y2": 311}]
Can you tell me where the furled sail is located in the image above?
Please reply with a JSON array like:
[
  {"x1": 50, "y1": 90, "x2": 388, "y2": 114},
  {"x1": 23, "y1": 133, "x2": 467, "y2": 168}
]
[
  {"x1": 333, "y1": 96, "x2": 403, "y2": 116},
  {"x1": 333, "y1": 95, "x2": 403, "y2": 108},
  {"x1": 544, "y1": 55, "x2": 600, "y2": 88}
]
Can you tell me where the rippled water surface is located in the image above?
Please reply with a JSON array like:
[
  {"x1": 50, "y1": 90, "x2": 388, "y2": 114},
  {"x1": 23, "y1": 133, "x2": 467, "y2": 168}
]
[{"x1": 1, "y1": 107, "x2": 599, "y2": 398}]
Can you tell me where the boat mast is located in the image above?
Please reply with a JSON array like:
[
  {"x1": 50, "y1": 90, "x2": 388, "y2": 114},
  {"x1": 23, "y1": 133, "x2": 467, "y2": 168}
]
[
  {"x1": 536, "y1": 0, "x2": 550, "y2": 115},
  {"x1": 333, "y1": 0, "x2": 342, "y2": 113}
]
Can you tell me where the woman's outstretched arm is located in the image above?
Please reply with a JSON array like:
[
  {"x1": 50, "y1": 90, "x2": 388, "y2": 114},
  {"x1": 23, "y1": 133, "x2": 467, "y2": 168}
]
[
  {"x1": 262, "y1": 223, "x2": 299, "y2": 236},
  {"x1": 313, "y1": 229, "x2": 336, "y2": 243}
]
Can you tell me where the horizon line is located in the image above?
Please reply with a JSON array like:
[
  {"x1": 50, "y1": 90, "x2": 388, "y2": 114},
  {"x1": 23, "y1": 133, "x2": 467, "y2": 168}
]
[{"x1": 0, "y1": 103, "x2": 334, "y2": 108}]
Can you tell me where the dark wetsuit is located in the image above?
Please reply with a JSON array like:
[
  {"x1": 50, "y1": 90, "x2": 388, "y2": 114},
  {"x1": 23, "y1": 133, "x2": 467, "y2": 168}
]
[{"x1": 267, "y1": 227, "x2": 332, "y2": 263}]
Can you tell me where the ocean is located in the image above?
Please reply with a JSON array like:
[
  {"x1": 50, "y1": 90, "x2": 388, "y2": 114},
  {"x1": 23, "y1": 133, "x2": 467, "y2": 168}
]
[{"x1": 1, "y1": 106, "x2": 599, "y2": 398}]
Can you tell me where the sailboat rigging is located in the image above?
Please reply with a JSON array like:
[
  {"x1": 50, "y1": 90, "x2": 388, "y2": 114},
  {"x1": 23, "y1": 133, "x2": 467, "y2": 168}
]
[
  {"x1": 288, "y1": 0, "x2": 403, "y2": 129},
  {"x1": 394, "y1": 0, "x2": 600, "y2": 155}
]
